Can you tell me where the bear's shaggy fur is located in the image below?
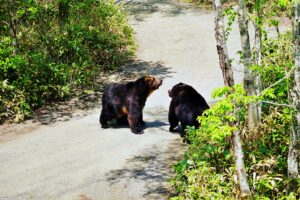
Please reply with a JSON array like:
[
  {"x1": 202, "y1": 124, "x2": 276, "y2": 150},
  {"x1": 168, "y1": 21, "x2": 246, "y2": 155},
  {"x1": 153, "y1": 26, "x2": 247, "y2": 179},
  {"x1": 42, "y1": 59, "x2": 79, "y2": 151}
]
[
  {"x1": 100, "y1": 75, "x2": 162, "y2": 134},
  {"x1": 168, "y1": 82, "x2": 209, "y2": 137}
]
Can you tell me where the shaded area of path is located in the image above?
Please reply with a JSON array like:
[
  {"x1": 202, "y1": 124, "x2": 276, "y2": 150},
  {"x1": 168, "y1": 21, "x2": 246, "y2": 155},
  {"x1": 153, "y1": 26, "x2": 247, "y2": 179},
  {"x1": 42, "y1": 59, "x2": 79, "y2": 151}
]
[
  {"x1": 125, "y1": 0, "x2": 195, "y2": 21},
  {"x1": 105, "y1": 139, "x2": 185, "y2": 199}
]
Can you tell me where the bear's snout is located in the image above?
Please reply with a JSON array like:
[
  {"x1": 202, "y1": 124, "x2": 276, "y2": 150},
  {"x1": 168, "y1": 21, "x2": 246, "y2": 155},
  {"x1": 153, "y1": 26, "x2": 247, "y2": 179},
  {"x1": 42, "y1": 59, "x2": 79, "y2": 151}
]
[
  {"x1": 153, "y1": 78, "x2": 163, "y2": 89},
  {"x1": 157, "y1": 78, "x2": 163, "y2": 87},
  {"x1": 168, "y1": 89, "x2": 172, "y2": 97}
]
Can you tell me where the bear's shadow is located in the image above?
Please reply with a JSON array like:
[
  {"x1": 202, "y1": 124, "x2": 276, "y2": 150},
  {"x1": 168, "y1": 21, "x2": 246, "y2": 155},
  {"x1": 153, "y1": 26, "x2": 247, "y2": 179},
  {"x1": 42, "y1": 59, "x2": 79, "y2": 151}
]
[
  {"x1": 108, "y1": 120, "x2": 169, "y2": 130},
  {"x1": 145, "y1": 121, "x2": 169, "y2": 128},
  {"x1": 107, "y1": 119, "x2": 186, "y2": 137}
]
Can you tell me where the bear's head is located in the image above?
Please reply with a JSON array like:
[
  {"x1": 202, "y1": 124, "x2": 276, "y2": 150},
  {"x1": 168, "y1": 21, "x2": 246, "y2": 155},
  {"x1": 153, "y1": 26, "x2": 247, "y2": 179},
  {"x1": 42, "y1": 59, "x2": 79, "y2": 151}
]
[
  {"x1": 142, "y1": 75, "x2": 163, "y2": 90},
  {"x1": 168, "y1": 82, "x2": 187, "y2": 98}
]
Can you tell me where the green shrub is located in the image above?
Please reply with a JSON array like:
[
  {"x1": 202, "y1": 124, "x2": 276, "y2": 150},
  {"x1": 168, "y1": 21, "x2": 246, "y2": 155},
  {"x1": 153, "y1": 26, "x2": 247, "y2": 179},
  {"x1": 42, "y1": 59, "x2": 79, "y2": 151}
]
[
  {"x1": 170, "y1": 32, "x2": 299, "y2": 199},
  {"x1": 170, "y1": 85, "x2": 247, "y2": 199},
  {"x1": 0, "y1": 0, "x2": 135, "y2": 123},
  {"x1": 170, "y1": 85, "x2": 299, "y2": 199}
]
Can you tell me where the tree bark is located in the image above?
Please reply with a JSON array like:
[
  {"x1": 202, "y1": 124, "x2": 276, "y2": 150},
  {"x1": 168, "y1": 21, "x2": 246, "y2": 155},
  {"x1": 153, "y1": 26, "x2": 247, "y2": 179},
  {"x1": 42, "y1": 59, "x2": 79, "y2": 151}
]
[
  {"x1": 252, "y1": 11, "x2": 262, "y2": 125},
  {"x1": 8, "y1": 0, "x2": 18, "y2": 55},
  {"x1": 288, "y1": 1, "x2": 300, "y2": 185},
  {"x1": 238, "y1": 0, "x2": 260, "y2": 135},
  {"x1": 253, "y1": 24, "x2": 262, "y2": 67},
  {"x1": 232, "y1": 129, "x2": 252, "y2": 199},
  {"x1": 212, "y1": 0, "x2": 235, "y2": 87}
]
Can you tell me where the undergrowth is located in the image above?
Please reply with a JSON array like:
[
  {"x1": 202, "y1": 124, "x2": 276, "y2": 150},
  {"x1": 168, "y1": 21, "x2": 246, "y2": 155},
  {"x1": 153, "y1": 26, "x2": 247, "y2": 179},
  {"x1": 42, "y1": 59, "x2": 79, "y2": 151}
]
[
  {"x1": 170, "y1": 32, "x2": 299, "y2": 199},
  {"x1": 0, "y1": 0, "x2": 135, "y2": 123}
]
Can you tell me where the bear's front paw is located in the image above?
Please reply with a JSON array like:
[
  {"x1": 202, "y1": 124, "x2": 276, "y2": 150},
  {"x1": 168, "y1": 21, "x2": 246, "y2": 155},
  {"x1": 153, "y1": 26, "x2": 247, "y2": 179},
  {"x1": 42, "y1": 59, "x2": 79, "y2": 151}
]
[
  {"x1": 131, "y1": 128, "x2": 144, "y2": 134},
  {"x1": 169, "y1": 127, "x2": 176, "y2": 132},
  {"x1": 183, "y1": 137, "x2": 191, "y2": 144},
  {"x1": 101, "y1": 124, "x2": 109, "y2": 129}
]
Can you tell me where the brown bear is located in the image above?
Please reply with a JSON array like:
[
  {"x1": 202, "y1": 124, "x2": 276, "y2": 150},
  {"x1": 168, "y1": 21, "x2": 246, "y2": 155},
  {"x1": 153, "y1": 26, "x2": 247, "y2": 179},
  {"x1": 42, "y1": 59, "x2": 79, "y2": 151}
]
[
  {"x1": 168, "y1": 82, "x2": 209, "y2": 137},
  {"x1": 100, "y1": 75, "x2": 162, "y2": 134}
]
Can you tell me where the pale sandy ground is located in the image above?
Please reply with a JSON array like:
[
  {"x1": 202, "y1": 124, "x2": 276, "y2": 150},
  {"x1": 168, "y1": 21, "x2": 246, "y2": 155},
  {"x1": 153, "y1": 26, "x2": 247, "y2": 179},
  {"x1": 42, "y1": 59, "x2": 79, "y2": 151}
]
[{"x1": 0, "y1": 0, "x2": 263, "y2": 199}]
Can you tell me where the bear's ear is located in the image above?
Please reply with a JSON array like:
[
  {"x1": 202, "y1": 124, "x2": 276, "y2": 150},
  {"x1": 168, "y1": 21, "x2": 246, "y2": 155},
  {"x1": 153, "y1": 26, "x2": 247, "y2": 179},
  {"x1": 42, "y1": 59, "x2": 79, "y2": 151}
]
[
  {"x1": 143, "y1": 75, "x2": 153, "y2": 82},
  {"x1": 171, "y1": 83, "x2": 184, "y2": 96}
]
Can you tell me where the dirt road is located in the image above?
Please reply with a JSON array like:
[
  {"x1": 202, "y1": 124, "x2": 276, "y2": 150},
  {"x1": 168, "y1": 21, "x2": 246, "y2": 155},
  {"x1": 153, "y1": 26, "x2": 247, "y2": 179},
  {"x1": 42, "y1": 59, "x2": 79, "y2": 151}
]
[{"x1": 0, "y1": 1, "x2": 242, "y2": 199}]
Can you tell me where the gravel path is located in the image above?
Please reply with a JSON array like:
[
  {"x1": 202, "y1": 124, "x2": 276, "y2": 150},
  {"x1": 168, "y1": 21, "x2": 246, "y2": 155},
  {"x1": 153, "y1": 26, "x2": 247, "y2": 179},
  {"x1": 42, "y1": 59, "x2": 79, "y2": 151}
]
[{"x1": 0, "y1": 1, "x2": 243, "y2": 199}]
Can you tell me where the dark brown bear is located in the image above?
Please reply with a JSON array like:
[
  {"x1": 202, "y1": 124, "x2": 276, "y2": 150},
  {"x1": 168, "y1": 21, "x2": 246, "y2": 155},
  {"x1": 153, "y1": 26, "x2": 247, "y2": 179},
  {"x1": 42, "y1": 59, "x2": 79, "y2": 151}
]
[
  {"x1": 100, "y1": 75, "x2": 162, "y2": 134},
  {"x1": 168, "y1": 82, "x2": 209, "y2": 137}
]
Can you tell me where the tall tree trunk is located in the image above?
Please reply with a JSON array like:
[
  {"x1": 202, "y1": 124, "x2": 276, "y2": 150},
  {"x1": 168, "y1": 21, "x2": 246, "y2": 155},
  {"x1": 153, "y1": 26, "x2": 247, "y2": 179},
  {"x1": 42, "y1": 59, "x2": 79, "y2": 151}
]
[
  {"x1": 232, "y1": 129, "x2": 252, "y2": 199},
  {"x1": 252, "y1": 10, "x2": 262, "y2": 125},
  {"x1": 288, "y1": 1, "x2": 300, "y2": 188},
  {"x1": 253, "y1": 25, "x2": 262, "y2": 67},
  {"x1": 213, "y1": 2, "x2": 250, "y2": 196},
  {"x1": 238, "y1": 0, "x2": 260, "y2": 135},
  {"x1": 213, "y1": 0, "x2": 235, "y2": 87},
  {"x1": 8, "y1": 0, "x2": 18, "y2": 55}
]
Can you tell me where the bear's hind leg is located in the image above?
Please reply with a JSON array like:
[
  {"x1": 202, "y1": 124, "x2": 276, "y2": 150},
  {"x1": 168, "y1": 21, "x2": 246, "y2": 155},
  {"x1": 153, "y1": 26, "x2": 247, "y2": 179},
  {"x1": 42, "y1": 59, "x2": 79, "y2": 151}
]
[
  {"x1": 180, "y1": 123, "x2": 188, "y2": 137},
  {"x1": 180, "y1": 122, "x2": 192, "y2": 144}
]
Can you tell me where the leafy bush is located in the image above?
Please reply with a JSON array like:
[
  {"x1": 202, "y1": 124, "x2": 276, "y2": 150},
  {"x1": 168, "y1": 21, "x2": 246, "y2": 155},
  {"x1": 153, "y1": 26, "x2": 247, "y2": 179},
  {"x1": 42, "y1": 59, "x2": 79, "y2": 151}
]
[
  {"x1": 170, "y1": 85, "x2": 299, "y2": 199},
  {"x1": 170, "y1": 85, "x2": 247, "y2": 199},
  {"x1": 0, "y1": 0, "x2": 135, "y2": 123},
  {"x1": 252, "y1": 32, "x2": 293, "y2": 107},
  {"x1": 170, "y1": 32, "x2": 299, "y2": 199}
]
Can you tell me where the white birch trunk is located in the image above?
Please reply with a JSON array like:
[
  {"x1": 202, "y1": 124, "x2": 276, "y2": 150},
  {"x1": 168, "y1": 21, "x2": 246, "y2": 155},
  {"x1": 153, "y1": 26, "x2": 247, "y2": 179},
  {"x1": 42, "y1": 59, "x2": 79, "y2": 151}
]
[
  {"x1": 213, "y1": 0, "x2": 235, "y2": 87},
  {"x1": 233, "y1": 129, "x2": 252, "y2": 199},
  {"x1": 253, "y1": 18, "x2": 262, "y2": 124},
  {"x1": 238, "y1": 0, "x2": 260, "y2": 135},
  {"x1": 288, "y1": 2, "x2": 300, "y2": 182}
]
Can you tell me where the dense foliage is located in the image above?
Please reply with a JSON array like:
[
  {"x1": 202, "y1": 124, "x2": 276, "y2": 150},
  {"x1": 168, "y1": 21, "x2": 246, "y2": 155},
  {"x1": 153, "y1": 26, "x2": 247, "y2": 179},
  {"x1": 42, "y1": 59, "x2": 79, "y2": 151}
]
[
  {"x1": 171, "y1": 86, "x2": 299, "y2": 199},
  {"x1": 0, "y1": 0, "x2": 135, "y2": 123},
  {"x1": 170, "y1": 15, "x2": 299, "y2": 200},
  {"x1": 170, "y1": 85, "x2": 246, "y2": 199}
]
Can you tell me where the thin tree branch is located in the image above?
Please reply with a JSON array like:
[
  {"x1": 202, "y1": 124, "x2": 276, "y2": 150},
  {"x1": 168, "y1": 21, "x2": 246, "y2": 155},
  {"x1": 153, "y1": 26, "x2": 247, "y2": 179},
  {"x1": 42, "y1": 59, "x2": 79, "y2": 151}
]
[
  {"x1": 2, "y1": 20, "x2": 9, "y2": 26},
  {"x1": 259, "y1": 100, "x2": 296, "y2": 109},
  {"x1": 257, "y1": 66, "x2": 296, "y2": 97}
]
